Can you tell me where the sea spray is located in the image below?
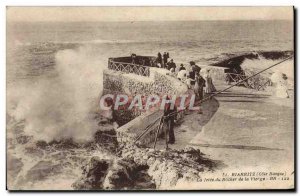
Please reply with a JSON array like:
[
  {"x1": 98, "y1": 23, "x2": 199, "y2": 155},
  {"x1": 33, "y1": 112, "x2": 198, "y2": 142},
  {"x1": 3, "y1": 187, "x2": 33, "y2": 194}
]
[
  {"x1": 7, "y1": 46, "x2": 106, "y2": 142},
  {"x1": 240, "y1": 57, "x2": 294, "y2": 79},
  {"x1": 240, "y1": 56, "x2": 294, "y2": 89}
]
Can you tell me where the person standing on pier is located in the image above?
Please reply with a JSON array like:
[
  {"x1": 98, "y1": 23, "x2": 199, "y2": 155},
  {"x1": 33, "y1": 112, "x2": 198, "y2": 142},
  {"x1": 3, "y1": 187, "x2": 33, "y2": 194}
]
[
  {"x1": 167, "y1": 59, "x2": 176, "y2": 70},
  {"x1": 188, "y1": 66, "x2": 196, "y2": 88},
  {"x1": 163, "y1": 52, "x2": 168, "y2": 68},
  {"x1": 271, "y1": 72, "x2": 290, "y2": 98},
  {"x1": 164, "y1": 97, "x2": 176, "y2": 144},
  {"x1": 194, "y1": 71, "x2": 206, "y2": 101},
  {"x1": 157, "y1": 52, "x2": 162, "y2": 65},
  {"x1": 179, "y1": 64, "x2": 186, "y2": 71},
  {"x1": 190, "y1": 61, "x2": 201, "y2": 73},
  {"x1": 188, "y1": 62, "x2": 202, "y2": 89},
  {"x1": 204, "y1": 69, "x2": 216, "y2": 95}
]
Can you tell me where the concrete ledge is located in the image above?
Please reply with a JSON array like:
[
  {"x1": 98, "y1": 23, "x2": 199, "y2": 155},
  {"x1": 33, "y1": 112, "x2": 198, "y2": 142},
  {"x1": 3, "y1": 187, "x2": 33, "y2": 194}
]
[
  {"x1": 190, "y1": 85, "x2": 294, "y2": 150},
  {"x1": 104, "y1": 67, "x2": 189, "y2": 146},
  {"x1": 116, "y1": 109, "x2": 163, "y2": 146}
]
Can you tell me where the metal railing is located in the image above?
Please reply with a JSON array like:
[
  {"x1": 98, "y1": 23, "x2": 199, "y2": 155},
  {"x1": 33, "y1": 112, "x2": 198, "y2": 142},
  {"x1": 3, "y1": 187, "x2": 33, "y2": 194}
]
[
  {"x1": 108, "y1": 60, "x2": 150, "y2": 77},
  {"x1": 108, "y1": 56, "x2": 156, "y2": 77}
]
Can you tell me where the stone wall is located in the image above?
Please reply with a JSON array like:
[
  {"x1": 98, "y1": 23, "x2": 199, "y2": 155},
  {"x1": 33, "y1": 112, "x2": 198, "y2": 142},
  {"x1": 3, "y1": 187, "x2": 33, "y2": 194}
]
[
  {"x1": 103, "y1": 67, "x2": 187, "y2": 96},
  {"x1": 103, "y1": 68, "x2": 188, "y2": 146}
]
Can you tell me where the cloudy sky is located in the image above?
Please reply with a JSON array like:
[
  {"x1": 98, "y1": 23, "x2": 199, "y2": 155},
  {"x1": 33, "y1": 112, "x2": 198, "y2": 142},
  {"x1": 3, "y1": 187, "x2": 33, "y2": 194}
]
[{"x1": 7, "y1": 7, "x2": 293, "y2": 22}]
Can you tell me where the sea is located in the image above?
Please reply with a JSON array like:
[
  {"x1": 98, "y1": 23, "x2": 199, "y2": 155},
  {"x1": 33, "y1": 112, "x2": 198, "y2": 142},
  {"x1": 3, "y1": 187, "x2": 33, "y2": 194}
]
[
  {"x1": 7, "y1": 20, "x2": 293, "y2": 80},
  {"x1": 6, "y1": 20, "x2": 294, "y2": 190}
]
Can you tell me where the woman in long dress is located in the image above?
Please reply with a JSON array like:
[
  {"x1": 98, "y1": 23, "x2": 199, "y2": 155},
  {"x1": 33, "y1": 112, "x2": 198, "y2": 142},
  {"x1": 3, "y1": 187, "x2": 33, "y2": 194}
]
[
  {"x1": 204, "y1": 69, "x2": 216, "y2": 94},
  {"x1": 271, "y1": 72, "x2": 289, "y2": 98}
]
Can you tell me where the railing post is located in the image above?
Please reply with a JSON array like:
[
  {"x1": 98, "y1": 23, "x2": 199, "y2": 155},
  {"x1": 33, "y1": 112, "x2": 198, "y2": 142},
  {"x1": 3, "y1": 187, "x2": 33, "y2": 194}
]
[{"x1": 108, "y1": 59, "x2": 111, "y2": 70}]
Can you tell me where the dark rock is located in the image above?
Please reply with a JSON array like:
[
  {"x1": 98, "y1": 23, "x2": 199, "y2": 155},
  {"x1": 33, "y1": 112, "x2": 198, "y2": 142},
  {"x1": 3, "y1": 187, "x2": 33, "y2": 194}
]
[
  {"x1": 104, "y1": 158, "x2": 154, "y2": 190},
  {"x1": 35, "y1": 140, "x2": 48, "y2": 149},
  {"x1": 182, "y1": 147, "x2": 203, "y2": 163},
  {"x1": 48, "y1": 139, "x2": 80, "y2": 149},
  {"x1": 133, "y1": 169, "x2": 156, "y2": 190},
  {"x1": 260, "y1": 50, "x2": 293, "y2": 60},
  {"x1": 97, "y1": 118, "x2": 109, "y2": 125},
  {"x1": 105, "y1": 170, "x2": 131, "y2": 189},
  {"x1": 93, "y1": 128, "x2": 118, "y2": 152},
  {"x1": 72, "y1": 157, "x2": 112, "y2": 190},
  {"x1": 16, "y1": 135, "x2": 33, "y2": 144},
  {"x1": 73, "y1": 156, "x2": 155, "y2": 190}
]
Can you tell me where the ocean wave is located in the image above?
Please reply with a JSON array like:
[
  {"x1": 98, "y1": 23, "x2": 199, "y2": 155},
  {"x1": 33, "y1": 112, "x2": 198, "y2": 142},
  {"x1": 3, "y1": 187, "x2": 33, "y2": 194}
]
[
  {"x1": 12, "y1": 39, "x2": 149, "y2": 49},
  {"x1": 210, "y1": 50, "x2": 293, "y2": 66}
]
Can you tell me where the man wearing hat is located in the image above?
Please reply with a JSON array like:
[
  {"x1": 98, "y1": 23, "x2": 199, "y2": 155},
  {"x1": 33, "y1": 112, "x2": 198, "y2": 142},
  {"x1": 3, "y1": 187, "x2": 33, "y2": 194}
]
[
  {"x1": 179, "y1": 64, "x2": 186, "y2": 71},
  {"x1": 188, "y1": 61, "x2": 201, "y2": 88},
  {"x1": 190, "y1": 61, "x2": 201, "y2": 73}
]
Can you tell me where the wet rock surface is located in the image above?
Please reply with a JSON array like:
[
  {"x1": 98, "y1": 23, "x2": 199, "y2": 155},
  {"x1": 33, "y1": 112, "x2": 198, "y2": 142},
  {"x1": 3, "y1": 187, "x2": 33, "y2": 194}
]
[
  {"x1": 73, "y1": 144, "x2": 218, "y2": 190},
  {"x1": 73, "y1": 157, "x2": 155, "y2": 190},
  {"x1": 72, "y1": 157, "x2": 112, "y2": 190},
  {"x1": 103, "y1": 158, "x2": 155, "y2": 190},
  {"x1": 7, "y1": 108, "x2": 216, "y2": 190},
  {"x1": 6, "y1": 112, "x2": 119, "y2": 190},
  {"x1": 121, "y1": 145, "x2": 217, "y2": 189}
]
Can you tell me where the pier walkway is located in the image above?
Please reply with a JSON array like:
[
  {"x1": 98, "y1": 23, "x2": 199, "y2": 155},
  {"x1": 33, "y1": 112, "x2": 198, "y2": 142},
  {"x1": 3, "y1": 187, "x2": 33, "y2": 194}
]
[{"x1": 154, "y1": 81, "x2": 294, "y2": 181}]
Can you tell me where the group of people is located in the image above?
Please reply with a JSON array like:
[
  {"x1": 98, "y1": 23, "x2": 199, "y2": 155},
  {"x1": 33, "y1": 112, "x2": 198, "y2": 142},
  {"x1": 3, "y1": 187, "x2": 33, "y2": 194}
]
[
  {"x1": 155, "y1": 52, "x2": 216, "y2": 100},
  {"x1": 162, "y1": 60, "x2": 217, "y2": 145},
  {"x1": 156, "y1": 52, "x2": 169, "y2": 68},
  {"x1": 156, "y1": 52, "x2": 177, "y2": 71},
  {"x1": 166, "y1": 60, "x2": 216, "y2": 101},
  {"x1": 188, "y1": 62, "x2": 216, "y2": 102}
]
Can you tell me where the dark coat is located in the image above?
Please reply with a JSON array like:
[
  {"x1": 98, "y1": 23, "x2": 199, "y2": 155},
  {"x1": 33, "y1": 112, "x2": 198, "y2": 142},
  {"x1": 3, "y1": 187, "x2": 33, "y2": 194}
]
[
  {"x1": 167, "y1": 62, "x2": 176, "y2": 70},
  {"x1": 163, "y1": 53, "x2": 168, "y2": 64},
  {"x1": 197, "y1": 75, "x2": 206, "y2": 87},
  {"x1": 157, "y1": 53, "x2": 162, "y2": 64},
  {"x1": 189, "y1": 71, "x2": 196, "y2": 80},
  {"x1": 179, "y1": 66, "x2": 186, "y2": 71}
]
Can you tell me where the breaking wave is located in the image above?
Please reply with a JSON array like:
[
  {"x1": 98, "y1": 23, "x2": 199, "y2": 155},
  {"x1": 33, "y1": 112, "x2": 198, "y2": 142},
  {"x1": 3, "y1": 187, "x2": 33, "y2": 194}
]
[
  {"x1": 240, "y1": 56, "x2": 294, "y2": 80},
  {"x1": 7, "y1": 46, "x2": 106, "y2": 142}
]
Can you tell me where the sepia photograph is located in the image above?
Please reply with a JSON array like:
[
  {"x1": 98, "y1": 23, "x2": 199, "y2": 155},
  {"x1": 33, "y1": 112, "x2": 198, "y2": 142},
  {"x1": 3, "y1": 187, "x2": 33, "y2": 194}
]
[{"x1": 6, "y1": 6, "x2": 294, "y2": 190}]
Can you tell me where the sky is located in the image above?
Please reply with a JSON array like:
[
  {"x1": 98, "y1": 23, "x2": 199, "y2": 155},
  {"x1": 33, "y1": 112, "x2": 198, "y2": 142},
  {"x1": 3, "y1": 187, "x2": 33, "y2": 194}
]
[{"x1": 7, "y1": 7, "x2": 293, "y2": 22}]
